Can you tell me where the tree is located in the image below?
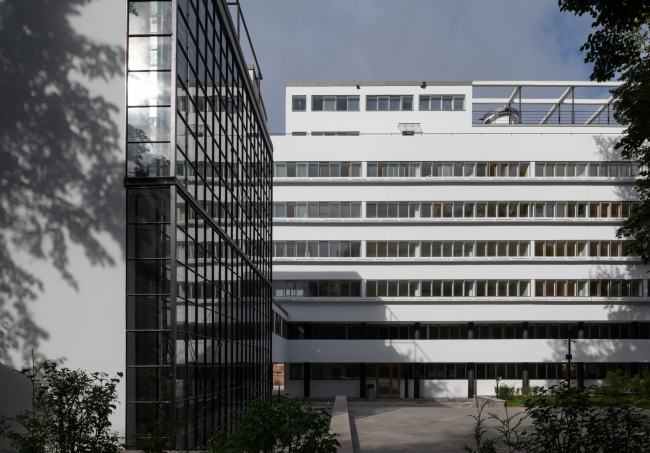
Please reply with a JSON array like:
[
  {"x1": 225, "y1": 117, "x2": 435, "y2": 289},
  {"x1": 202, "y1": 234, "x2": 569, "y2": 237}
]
[
  {"x1": 0, "y1": 0, "x2": 124, "y2": 365},
  {"x1": 209, "y1": 391, "x2": 340, "y2": 453},
  {"x1": 0, "y1": 353, "x2": 123, "y2": 453},
  {"x1": 558, "y1": 1, "x2": 650, "y2": 261}
]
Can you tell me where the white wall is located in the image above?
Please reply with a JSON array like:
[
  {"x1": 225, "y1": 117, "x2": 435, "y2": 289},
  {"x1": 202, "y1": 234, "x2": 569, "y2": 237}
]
[
  {"x1": 421, "y1": 379, "x2": 468, "y2": 398},
  {"x1": 273, "y1": 334, "x2": 289, "y2": 363},
  {"x1": 277, "y1": 301, "x2": 650, "y2": 323},
  {"x1": 284, "y1": 339, "x2": 650, "y2": 363}
]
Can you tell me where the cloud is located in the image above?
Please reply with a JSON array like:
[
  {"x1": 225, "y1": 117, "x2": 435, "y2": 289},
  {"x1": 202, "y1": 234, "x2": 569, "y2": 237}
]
[{"x1": 239, "y1": 0, "x2": 596, "y2": 132}]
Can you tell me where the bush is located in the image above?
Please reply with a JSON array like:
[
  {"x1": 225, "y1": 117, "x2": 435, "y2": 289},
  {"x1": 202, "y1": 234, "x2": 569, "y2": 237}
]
[
  {"x1": 465, "y1": 382, "x2": 650, "y2": 452},
  {"x1": 0, "y1": 354, "x2": 122, "y2": 453},
  {"x1": 495, "y1": 384, "x2": 517, "y2": 401},
  {"x1": 598, "y1": 369, "x2": 631, "y2": 398},
  {"x1": 208, "y1": 391, "x2": 340, "y2": 453},
  {"x1": 631, "y1": 371, "x2": 650, "y2": 401}
]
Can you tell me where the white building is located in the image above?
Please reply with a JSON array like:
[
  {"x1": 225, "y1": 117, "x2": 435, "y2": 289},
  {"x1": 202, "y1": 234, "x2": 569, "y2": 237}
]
[{"x1": 270, "y1": 81, "x2": 650, "y2": 399}]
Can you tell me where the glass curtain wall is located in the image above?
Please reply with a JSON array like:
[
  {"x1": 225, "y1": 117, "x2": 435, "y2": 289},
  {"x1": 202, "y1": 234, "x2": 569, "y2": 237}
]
[{"x1": 126, "y1": 0, "x2": 273, "y2": 448}]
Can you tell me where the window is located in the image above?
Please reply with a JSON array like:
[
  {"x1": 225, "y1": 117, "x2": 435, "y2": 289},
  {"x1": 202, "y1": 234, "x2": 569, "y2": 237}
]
[
  {"x1": 310, "y1": 364, "x2": 360, "y2": 380},
  {"x1": 274, "y1": 280, "x2": 361, "y2": 297},
  {"x1": 274, "y1": 202, "x2": 361, "y2": 218},
  {"x1": 419, "y1": 95, "x2": 465, "y2": 111},
  {"x1": 312, "y1": 96, "x2": 359, "y2": 111},
  {"x1": 366, "y1": 95, "x2": 414, "y2": 111},
  {"x1": 475, "y1": 280, "x2": 529, "y2": 297},
  {"x1": 368, "y1": 280, "x2": 475, "y2": 297},
  {"x1": 367, "y1": 162, "x2": 530, "y2": 178},
  {"x1": 536, "y1": 161, "x2": 638, "y2": 177},
  {"x1": 273, "y1": 241, "x2": 361, "y2": 258},
  {"x1": 364, "y1": 201, "x2": 637, "y2": 220},
  {"x1": 292, "y1": 95, "x2": 306, "y2": 111},
  {"x1": 274, "y1": 162, "x2": 361, "y2": 178}
]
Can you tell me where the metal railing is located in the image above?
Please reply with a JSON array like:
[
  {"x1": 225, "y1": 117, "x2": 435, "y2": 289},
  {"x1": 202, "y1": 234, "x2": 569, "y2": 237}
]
[{"x1": 472, "y1": 108, "x2": 619, "y2": 125}]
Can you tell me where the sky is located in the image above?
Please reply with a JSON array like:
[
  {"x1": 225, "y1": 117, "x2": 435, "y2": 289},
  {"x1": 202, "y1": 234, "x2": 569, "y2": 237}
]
[
  {"x1": 235, "y1": 0, "x2": 597, "y2": 133},
  {"x1": 1, "y1": 0, "x2": 598, "y2": 436}
]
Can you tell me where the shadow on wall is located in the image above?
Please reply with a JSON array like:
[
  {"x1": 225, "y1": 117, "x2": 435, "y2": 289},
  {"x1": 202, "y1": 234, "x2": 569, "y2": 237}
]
[
  {"x1": 594, "y1": 135, "x2": 639, "y2": 200},
  {"x1": 0, "y1": 0, "x2": 124, "y2": 367},
  {"x1": 545, "y1": 264, "x2": 650, "y2": 365}
]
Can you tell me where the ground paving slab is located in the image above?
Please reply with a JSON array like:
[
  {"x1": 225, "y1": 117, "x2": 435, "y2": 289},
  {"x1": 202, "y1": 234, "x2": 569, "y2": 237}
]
[{"x1": 314, "y1": 398, "x2": 528, "y2": 453}]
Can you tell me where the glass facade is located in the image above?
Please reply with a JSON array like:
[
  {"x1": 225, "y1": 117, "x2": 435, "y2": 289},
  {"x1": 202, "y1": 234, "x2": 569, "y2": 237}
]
[{"x1": 125, "y1": 0, "x2": 272, "y2": 448}]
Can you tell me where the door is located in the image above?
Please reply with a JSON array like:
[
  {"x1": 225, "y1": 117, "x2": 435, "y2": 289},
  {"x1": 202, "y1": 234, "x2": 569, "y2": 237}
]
[{"x1": 376, "y1": 364, "x2": 401, "y2": 397}]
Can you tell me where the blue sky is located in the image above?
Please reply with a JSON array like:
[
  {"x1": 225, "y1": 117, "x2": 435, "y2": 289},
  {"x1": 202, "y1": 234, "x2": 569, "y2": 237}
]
[{"x1": 237, "y1": 0, "x2": 597, "y2": 132}]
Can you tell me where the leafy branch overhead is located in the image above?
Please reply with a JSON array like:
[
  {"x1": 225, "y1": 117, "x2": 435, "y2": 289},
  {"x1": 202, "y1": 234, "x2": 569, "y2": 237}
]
[{"x1": 559, "y1": 1, "x2": 650, "y2": 262}]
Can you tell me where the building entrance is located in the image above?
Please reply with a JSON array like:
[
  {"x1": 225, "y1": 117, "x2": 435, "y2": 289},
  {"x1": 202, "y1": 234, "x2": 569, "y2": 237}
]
[{"x1": 376, "y1": 364, "x2": 400, "y2": 397}]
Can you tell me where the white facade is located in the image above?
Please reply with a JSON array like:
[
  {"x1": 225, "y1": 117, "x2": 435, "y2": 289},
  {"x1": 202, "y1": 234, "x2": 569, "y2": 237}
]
[{"x1": 271, "y1": 81, "x2": 650, "y2": 399}]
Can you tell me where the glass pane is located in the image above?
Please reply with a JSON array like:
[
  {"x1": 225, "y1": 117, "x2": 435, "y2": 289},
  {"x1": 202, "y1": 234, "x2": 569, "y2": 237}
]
[
  {"x1": 128, "y1": 107, "x2": 172, "y2": 142},
  {"x1": 128, "y1": 36, "x2": 172, "y2": 70},
  {"x1": 127, "y1": 143, "x2": 171, "y2": 177},
  {"x1": 128, "y1": 72, "x2": 172, "y2": 106},
  {"x1": 128, "y1": 2, "x2": 173, "y2": 34}
]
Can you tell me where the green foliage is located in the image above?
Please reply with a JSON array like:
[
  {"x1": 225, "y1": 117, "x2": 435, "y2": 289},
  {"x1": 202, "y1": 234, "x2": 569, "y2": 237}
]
[
  {"x1": 495, "y1": 385, "x2": 517, "y2": 401},
  {"x1": 598, "y1": 369, "x2": 631, "y2": 398},
  {"x1": 208, "y1": 391, "x2": 340, "y2": 453},
  {"x1": 466, "y1": 382, "x2": 650, "y2": 452},
  {"x1": 463, "y1": 401, "x2": 499, "y2": 453},
  {"x1": 0, "y1": 353, "x2": 122, "y2": 453},
  {"x1": 631, "y1": 372, "x2": 650, "y2": 401},
  {"x1": 558, "y1": 0, "x2": 650, "y2": 262}
]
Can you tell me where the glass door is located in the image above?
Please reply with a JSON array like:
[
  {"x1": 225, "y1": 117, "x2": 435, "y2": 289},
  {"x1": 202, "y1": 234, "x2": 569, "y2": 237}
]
[{"x1": 376, "y1": 364, "x2": 401, "y2": 397}]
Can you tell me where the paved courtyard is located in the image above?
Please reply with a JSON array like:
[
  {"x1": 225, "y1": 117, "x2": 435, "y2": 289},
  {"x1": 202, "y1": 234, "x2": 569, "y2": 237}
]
[{"x1": 342, "y1": 399, "x2": 525, "y2": 453}]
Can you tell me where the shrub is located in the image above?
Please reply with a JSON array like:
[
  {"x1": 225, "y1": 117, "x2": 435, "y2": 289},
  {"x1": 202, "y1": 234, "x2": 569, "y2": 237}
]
[
  {"x1": 0, "y1": 354, "x2": 122, "y2": 453},
  {"x1": 208, "y1": 391, "x2": 340, "y2": 453},
  {"x1": 466, "y1": 382, "x2": 650, "y2": 452},
  {"x1": 598, "y1": 369, "x2": 630, "y2": 398},
  {"x1": 631, "y1": 371, "x2": 650, "y2": 401},
  {"x1": 495, "y1": 384, "x2": 517, "y2": 401}
]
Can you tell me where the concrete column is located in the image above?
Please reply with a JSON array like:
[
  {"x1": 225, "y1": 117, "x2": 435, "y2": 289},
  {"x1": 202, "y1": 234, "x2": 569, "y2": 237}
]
[
  {"x1": 577, "y1": 362, "x2": 585, "y2": 388},
  {"x1": 414, "y1": 322, "x2": 421, "y2": 340},
  {"x1": 578, "y1": 321, "x2": 585, "y2": 339},
  {"x1": 360, "y1": 362, "x2": 366, "y2": 398},
  {"x1": 522, "y1": 322, "x2": 529, "y2": 339},
  {"x1": 414, "y1": 364, "x2": 420, "y2": 399},
  {"x1": 467, "y1": 363, "x2": 475, "y2": 398},
  {"x1": 522, "y1": 362, "x2": 529, "y2": 391},
  {"x1": 468, "y1": 322, "x2": 474, "y2": 340},
  {"x1": 304, "y1": 362, "x2": 311, "y2": 397},
  {"x1": 404, "y1": 369, "x2": 409, "y2": 398}
]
